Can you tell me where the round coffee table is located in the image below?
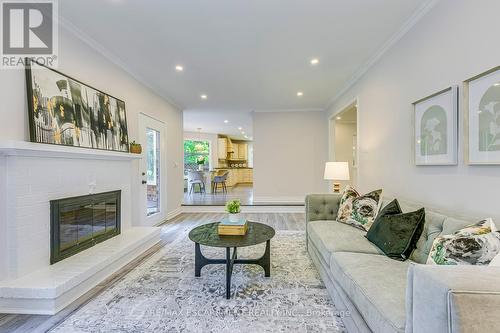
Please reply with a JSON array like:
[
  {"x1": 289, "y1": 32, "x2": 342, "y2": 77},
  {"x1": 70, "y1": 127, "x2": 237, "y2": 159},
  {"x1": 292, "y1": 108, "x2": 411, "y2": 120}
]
[{"x1": 188, "y1": 221, "x2": 276, "y2": 299}]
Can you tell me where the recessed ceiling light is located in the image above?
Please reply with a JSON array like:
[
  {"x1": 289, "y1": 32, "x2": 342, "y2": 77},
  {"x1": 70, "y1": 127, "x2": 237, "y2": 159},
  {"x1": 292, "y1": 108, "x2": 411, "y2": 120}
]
[
  {"x1": 175, "y1": 65, "x2": 183, "y2": 72},
  {"x1": 238, "y1": 127, "x2": 243, "y2": 130},
  {"x1": 297, "y1": 91, "x2": 303, "y2": 97},
  {"x1": 224, "y1": 120, "x2": 229, "y2": 124},
  {"x1": 494, "y1": 82, "x2": 500, "y2": 86},
  {"x1": 336, "y1": 116, "x2": 342, "y2": 120},
  {"x1": 241, "y1": 131, "x2": 245, "y2": 135},
  {"x1": 310, "y1": 58, "x2": 319, "y2": 65},
  {"x1": 200, "y1": 94, "x2": 207, "y2": 99},
  {"x1": 244, "y1": 135, "x2": 248, "y2": 139}
]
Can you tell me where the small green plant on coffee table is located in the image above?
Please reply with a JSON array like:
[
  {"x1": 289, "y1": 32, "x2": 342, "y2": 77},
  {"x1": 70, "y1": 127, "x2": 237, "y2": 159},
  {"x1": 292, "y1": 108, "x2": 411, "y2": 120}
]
[{"x1": 225, "y1": 200, "x2": 241, "y2": 214}]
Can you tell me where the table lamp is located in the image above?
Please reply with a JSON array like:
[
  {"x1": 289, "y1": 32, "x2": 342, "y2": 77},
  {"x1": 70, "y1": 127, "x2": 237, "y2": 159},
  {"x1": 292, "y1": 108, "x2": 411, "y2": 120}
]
[{"x1": 324, "y1": 162, "x2": 350, "y2": 193}]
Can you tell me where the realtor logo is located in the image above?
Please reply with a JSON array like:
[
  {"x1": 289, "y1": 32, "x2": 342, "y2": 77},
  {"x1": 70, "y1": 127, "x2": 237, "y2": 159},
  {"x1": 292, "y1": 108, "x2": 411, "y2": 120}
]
[{"x1": 1, "y1": 0, "x2": 58, "y2": 68}]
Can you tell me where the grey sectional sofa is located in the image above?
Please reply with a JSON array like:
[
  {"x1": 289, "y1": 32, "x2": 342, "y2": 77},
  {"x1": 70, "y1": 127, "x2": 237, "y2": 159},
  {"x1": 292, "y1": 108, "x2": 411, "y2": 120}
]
[{"x1": 306, "y1": 194, "x2": 500, "y2": 333}]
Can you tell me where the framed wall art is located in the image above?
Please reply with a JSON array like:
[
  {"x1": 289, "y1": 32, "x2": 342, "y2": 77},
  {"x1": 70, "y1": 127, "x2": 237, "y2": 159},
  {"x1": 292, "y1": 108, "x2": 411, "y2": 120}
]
[
  {"x1": 464, "y1": 65, "x2": 500, "y2": 165},
  {"x1": 413, "y1": 86, "x2": 458, "y2": 165},
  {"x1": 25, "y1": 58, "x2": 129, "y2": 152}
]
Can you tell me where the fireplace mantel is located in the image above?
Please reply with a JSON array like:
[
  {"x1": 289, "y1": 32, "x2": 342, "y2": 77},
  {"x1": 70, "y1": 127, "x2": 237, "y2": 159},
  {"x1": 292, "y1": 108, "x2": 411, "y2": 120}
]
[
  {"x1": 0, "y1": 139, "x2": 158, "y2": 315},
  {"x1": 0, "y1": 141, "x2": 142, "y2": 161}
]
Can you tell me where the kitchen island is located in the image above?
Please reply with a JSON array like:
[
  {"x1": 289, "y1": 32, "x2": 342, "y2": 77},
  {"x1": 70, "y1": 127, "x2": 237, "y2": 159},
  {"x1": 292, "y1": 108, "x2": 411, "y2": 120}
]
[{"x1": 213, "y1": 168, "x2": 253, "y2": 187}]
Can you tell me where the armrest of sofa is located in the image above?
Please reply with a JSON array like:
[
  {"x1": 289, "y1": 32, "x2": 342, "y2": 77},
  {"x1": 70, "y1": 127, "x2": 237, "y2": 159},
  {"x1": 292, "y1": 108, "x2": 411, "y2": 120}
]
[
  {"x1": 406, "y1": 263, "x2": 500, "y2": 333},
  {"x1": 305, "y1": 193, "x2": 342, "y2": 223}
]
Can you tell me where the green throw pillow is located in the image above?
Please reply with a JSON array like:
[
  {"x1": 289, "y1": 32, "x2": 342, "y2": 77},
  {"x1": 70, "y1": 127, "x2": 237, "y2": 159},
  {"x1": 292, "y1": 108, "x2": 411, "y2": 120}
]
[{"x1": 366, "y1": 199, "x2": 425, "y2": 261}]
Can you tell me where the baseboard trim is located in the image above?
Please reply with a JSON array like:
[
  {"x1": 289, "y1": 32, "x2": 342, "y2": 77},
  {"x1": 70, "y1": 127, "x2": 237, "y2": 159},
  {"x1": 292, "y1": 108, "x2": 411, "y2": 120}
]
[
  {"x1": 253, "y1": 196, "x2": 305, "y2": 205},
  {"x1": 165, "y1": 207, "x2": 182, "y2": 221},
  {"x1": 181, "y1": 205, "x2": 304, "y2": 213}
]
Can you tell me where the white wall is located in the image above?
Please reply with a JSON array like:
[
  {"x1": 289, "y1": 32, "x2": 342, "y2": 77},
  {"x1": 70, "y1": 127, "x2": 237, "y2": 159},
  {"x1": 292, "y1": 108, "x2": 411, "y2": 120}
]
[
  {"x1": 327, "y1": 0, "x2": 500, "y2": 221},
  {"x1": 253, "y1": 111, "x2": 328, "y2": 202},
  {"x1": 0, "y1": 26, "x2": 184, "y2": 225},
  {"x1": 183, "y1": 131, "x2": 219, "y2": 170}
]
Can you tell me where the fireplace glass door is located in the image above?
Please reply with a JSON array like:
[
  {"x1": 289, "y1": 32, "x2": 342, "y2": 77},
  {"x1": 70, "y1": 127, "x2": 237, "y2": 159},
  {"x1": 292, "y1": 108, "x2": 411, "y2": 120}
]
[{"x1": 51, "y1": 191, "x2": 121, "y2": 264}]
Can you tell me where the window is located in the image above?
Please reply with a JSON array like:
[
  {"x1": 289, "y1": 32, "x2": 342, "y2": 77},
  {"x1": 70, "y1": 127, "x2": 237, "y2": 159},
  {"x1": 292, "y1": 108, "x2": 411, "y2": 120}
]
[
  {"x1": 147, "y1": 128, "x2": 160, "y2": 216},
  {"x1": 184, "y1": 140, "x2": 210, "y2": 173}
]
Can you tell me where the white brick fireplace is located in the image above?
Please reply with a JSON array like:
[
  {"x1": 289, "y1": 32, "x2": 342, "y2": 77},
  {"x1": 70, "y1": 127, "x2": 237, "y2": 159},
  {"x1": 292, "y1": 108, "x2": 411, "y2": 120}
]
[{"x1": 0, "y1": 141, "x2": 160, "y2": 314}]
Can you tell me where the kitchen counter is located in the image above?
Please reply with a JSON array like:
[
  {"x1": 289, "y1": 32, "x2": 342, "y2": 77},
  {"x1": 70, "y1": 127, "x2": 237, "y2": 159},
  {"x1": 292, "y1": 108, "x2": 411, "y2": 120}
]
[
  {"x1": 212, "y1": 168, "x2": 253, "y2": 186},
  {"x1": 214, "y1": 167, "x2": 253, "y2": 170}
]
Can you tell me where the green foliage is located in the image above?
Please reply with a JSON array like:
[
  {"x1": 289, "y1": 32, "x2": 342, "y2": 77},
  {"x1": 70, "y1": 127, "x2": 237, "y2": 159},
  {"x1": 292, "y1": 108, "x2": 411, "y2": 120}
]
[
  {"x1": 184, "y1": 140, "x2": 210, "y2": 170},
  {"x1": 225, "y1": 199, "x2": 241, "y2": 214},
  {"x1": 196, "y1": 156, "x2": 206, "y2": 165}
]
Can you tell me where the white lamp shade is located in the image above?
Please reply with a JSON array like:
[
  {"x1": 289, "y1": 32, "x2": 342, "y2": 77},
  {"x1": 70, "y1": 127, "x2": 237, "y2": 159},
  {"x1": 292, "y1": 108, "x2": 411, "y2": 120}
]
[{"x1": 324, "y1": 162, "x2": 350, "y2": 181}]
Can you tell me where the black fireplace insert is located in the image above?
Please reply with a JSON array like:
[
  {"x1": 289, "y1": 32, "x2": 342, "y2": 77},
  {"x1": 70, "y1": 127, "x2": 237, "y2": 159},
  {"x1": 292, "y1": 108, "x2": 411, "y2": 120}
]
[{"x1": 50, "y1": 190, "x2": 121, "y2": 264}]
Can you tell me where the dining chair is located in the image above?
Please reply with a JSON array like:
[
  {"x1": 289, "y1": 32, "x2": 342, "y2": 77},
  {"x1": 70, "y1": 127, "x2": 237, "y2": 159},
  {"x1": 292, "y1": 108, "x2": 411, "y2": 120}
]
[{"x1": 187, "y1": 171, "x2": 206, "y2": 194}]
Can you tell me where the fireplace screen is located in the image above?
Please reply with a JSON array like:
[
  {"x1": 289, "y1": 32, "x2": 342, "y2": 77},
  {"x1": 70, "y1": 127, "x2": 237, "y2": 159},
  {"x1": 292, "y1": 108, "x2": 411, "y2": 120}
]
[{"x1": 50, "y1": 191, "x2": 121, "y2": 264}]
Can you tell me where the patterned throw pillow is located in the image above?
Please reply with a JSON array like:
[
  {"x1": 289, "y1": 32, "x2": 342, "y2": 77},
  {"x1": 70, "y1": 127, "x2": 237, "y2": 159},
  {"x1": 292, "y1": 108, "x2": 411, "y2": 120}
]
[
  {"x1": 427, "y1": 218, "x2": 500, "y2": 265},
  {"x1": 336, "y1": 185, "x2": 383, "y2": 231}
]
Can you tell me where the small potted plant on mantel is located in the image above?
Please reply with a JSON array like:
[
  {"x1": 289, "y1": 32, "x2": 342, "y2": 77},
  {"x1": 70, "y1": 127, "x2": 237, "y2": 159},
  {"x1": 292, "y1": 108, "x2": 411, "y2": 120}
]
[
  {"x1": 225, "y1": 199, "x2": 241, "y2": 223},
  {"x1": 129, "y1": 140, "x2": 142, "y2": 154}
]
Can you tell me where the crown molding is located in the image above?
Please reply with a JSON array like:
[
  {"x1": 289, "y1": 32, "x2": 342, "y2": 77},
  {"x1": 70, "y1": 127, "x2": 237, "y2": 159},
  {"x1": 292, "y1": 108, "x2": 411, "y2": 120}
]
[
  {"x1": 58, "y1": 16, "x2": 184, "y2": 111},
  {"x1": 324, "y1": 0, "x2": 440, "y2": 110}
]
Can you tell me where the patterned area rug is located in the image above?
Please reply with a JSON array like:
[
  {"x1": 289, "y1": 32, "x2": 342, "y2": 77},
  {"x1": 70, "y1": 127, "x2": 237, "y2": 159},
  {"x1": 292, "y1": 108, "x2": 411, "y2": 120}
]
[{"x1": 51, "y1": 231, "x2": 346, "y2": 333}]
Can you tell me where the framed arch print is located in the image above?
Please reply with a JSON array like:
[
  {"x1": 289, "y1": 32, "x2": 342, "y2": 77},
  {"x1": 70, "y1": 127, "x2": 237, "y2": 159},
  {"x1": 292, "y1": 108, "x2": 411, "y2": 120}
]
[
  {"x1": 465, "y1": 66, "x2": 500, "y2": 165},
  {"x1": 412, "y1": 86, "x2": 458, "y2": 165}
]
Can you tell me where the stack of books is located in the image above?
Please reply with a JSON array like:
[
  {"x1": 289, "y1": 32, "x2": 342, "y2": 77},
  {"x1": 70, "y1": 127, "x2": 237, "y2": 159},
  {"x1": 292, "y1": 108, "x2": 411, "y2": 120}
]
[{"x1": 218, "y1": 217, "x2": 248, "y2": 236}]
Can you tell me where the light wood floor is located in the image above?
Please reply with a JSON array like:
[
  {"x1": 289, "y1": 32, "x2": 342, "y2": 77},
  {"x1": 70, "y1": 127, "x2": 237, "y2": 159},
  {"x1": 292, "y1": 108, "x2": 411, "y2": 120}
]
[
  {"x1": 0, "y1": 212, "x2": 305, "y2": 333},
  {"x1": 183, "y1": 184, "x2": 254, "y2": 205}
]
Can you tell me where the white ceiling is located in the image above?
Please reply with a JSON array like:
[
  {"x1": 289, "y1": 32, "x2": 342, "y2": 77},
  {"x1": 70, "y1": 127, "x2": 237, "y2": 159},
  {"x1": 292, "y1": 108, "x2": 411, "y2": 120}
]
[
  {"x1": 183, "y1": 109, "x2": 253, "y2": 139},
  {"x1": 60, "y1": 0, "x2": 429, "y2": 136}
]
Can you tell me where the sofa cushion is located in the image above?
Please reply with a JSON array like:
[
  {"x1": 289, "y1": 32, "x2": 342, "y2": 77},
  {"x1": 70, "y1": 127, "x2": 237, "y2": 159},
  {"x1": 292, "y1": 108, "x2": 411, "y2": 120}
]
[
  {"x1": 307, "y1": 221, "x2": 383, "y2": 265},
  {"x1": 330, "y1": 252, "x2": 410, "y2": 333}
]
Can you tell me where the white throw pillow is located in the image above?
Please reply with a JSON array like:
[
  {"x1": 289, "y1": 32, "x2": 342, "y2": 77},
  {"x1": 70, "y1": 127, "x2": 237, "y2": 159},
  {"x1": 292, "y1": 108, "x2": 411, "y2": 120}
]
[
  {"x1": 336, "y1": 185, "x2": 383, "y2": 231},
  {"x1": 427, "y1": 218, "x2": 500, "y2": 265}
]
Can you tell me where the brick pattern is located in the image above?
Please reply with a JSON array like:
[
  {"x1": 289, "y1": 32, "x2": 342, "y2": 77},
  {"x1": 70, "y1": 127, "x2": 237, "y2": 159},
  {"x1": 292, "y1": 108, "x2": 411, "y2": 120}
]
[{"x1": 1, "y1": 155, "x2": 133, "y2": 280}]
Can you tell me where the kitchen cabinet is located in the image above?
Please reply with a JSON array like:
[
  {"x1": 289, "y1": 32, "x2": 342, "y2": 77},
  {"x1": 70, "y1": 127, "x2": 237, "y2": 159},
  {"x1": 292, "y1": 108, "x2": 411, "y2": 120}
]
[
  {"x1": 217, "y1": 138, "x2": 227, "y2": 159},
  {"x1": 215, "y1": 168, "x2": 253, "y2": 187},
  {"x1": 217, "y1": 138, "x2": 249, "y2": 161},
  {"x1": 238, "y1": 143, "x2": 248, "y2": 160},
  {"x1": 240, "y1": 168, "x2": 253, "y2": 183},
  {"x1": 232, "y1": 144, "x2": 239, "y2": 159}
]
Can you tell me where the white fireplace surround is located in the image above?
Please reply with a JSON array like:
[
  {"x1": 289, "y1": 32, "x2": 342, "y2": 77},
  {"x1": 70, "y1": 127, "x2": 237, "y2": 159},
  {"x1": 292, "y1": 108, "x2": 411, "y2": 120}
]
[{"x1": 0, "y1": 141, "x2": 161, "y2": 314}]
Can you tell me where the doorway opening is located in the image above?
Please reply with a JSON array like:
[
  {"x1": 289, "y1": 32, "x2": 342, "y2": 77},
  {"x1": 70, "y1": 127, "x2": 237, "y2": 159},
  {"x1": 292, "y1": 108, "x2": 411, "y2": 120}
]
[
  {"x1": 329, "y1": 101, "x2": 358, "y2": 190},
  {"x1": 182, "y1": 134, "x2": 254, "y2": 206}
]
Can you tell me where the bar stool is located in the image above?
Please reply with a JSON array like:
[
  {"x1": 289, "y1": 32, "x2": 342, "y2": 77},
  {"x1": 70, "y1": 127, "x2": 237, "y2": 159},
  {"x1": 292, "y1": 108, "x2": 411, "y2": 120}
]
[{"x1": 212, "y1": 172, "x2": 228, "y2": 194}]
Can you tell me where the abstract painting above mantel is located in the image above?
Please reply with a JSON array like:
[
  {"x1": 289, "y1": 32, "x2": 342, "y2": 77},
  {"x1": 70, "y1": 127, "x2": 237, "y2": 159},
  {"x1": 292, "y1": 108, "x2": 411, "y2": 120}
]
[
  {"x1": 25, "y1": 58, "x2": 129, "y2": 152},
  {"x1": 465, "y1": 65, "x2": 500, "y2": 165},
  {"x1": 413, "y1": 86, "x2": 458, "y2": 166}
]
